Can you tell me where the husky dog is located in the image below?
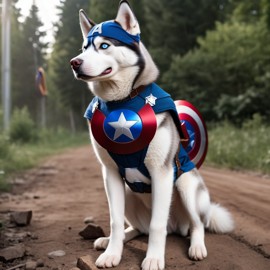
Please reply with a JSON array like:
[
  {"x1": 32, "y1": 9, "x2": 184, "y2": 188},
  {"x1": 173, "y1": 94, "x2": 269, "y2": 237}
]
[{"x1": 70, "y1": 1, "x2": 234, "y2": 269}]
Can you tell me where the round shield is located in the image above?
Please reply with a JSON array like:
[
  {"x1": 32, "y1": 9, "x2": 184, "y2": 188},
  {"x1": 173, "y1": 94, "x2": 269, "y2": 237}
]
[
  {"x1": 91, "y1": 104, "x2": 157, "y2": 155},
  {"x1": 174, "y1": 100, "x2": 208, "y2": 168}
]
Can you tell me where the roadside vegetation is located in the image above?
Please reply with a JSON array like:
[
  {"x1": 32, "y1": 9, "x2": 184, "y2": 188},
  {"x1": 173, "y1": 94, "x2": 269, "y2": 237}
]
[
  {"x1": 206, "y1": 114, "x2": 270, "y2": 174},
  {"x1": 0, "y1": 108, "x2": 89, "y2": 191}
]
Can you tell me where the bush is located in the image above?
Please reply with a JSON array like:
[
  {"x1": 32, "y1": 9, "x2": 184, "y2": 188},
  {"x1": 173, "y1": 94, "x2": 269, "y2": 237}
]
[
  {"x1": 9, "y1": 107, "x2": 38, "y2": 143},
  {"x1": 206, "y1": 116, "x2": 270, "y2": 174},
  {"x1": 163, "y1": 20, "x2": 270, "y2": 123},
  {"x1": 0, "y1": 135, "x2": 10, "y2": 159}
]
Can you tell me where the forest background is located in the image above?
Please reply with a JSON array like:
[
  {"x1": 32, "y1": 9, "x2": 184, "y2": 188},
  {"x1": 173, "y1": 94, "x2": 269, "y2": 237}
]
[{"x1": 0, "y1": 0, "x2": 270, "y2": 187}]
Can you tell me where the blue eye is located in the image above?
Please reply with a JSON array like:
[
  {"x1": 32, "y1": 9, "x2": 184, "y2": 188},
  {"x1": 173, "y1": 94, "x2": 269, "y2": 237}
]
[{"x1": 100, "y1": 43, "x2": 110, "y2": 50}]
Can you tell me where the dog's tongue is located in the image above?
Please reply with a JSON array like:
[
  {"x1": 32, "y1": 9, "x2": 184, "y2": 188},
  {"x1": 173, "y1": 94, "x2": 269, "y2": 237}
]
[{"x1": 101, "y1": 67, "x2": 112, "y2": 75}]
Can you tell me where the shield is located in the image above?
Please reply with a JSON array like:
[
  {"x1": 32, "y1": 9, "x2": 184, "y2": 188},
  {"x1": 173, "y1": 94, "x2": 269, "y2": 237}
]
[
  {"x1": 91, "y1": 104, "x2": 157, "y2": 155},
  {"x1": 174, "y1": 100, "x2": 208, "y2": 168}
]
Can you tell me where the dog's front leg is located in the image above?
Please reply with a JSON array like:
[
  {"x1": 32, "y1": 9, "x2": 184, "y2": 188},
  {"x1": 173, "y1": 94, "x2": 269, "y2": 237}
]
[
  {"x1": 95, "y1": 165, "x2": 125, "y2": 268},
  {"x1": 141, "y1": 167, "x2": 174, "y2": 270}
]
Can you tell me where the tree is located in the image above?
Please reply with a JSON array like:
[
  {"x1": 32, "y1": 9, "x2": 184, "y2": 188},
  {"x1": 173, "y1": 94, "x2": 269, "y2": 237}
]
[
  {"x1": 48, "y1": 0, "x2": 89, "y2": 131},
  {"x1": 231, "y1": 0, "x2": 264, "y2": 23},
  {"x1": 143, "y1": 0, "x2": 228, "y2": 78},
  {"x1": 89, "y1": 0, "x2": 149, "y2": 44},
  {"x1": 11, "y1": 3, "x2": 47, "y2": 122},
  {"x1": 230, "y1": 0, "x2": 270, "y2": 31},
  {"x1": 163, "y1": 20, "x2": 270, "y2": 123},
  {"x1": 89, "y1": 0, "x2": 118, "y2": 22}
]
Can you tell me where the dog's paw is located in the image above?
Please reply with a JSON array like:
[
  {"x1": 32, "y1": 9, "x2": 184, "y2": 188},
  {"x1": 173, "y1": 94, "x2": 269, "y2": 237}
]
[
  {"x1": 189, "y1": 244, "x2": 207, "y2": 261},
  {"x1": 141, "y1": 257, "x2": 165, "y2": 270},
  {"x1": 94, "y1": 237, "x2": 110, "y2": 250},
  {"x1": 95, "y1": 252, "x2": 121, "y2": 268}
]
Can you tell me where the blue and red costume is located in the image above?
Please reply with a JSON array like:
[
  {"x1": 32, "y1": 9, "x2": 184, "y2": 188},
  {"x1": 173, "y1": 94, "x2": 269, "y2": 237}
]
[{"x1": 84, "y1": 83, "x2": 195, "y2": 193}]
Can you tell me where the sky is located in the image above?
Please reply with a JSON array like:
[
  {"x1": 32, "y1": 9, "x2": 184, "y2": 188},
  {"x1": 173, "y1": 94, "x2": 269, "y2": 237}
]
[{"x1": 15, "y1": 0, "x2": 61, "y2": 46}]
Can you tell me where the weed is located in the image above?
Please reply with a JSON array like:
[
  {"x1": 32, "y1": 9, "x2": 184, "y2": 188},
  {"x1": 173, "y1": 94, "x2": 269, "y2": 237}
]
[
  {"x1": 206, "y1": 116, "x2": 270, "y2": 174},
  {"x1": 9, "y1": 107, "x2": 38, "y2": 143}
]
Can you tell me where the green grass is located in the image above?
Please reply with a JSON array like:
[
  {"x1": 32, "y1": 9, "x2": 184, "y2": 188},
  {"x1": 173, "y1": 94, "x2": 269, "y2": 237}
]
[
  {"x1": 206, "y1": 115, "x2": 270, "y2": 174},
  {"x1": 0, "y1": 128, "x2": 89, "y2": 191}
]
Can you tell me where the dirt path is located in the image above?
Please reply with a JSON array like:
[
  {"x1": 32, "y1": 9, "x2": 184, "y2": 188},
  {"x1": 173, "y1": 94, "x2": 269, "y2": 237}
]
[{"x1": 1, "y1": 146, "x2": 270, "y2": 270}]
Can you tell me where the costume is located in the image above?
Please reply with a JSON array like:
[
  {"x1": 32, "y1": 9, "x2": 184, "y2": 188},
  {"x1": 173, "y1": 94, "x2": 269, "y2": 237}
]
[
  {"x1": 86, "y1": 21, "x2": 140, "y2": 48},
  {"x1": 84, "y1": 83, "x2": 195, "y2": 193}
]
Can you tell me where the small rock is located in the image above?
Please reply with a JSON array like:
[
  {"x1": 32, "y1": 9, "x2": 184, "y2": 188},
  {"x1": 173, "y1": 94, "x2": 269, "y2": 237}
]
[
  {"x1": 31, "y1": 234, "x2": 39, "y2": 240},
  {"x1": 70, "y1": 268, "x2": 80, "y2": 270},
  {"x1": 36, "y1": 258, "x2": 44, "y2": 267},
  {"x1": 79, "y1": 223, "x2": 105, "y2": 240},
  {"x1": 37, "y1": 169, "x2": 58, "y2": 177},
  {"x1": 0, "y1": 243, "x2": 26, "y2": 262},
  {"x1": 25, "y1": 246, "x2": 33, "y2": 256},
  {"x1": 5, "y1": 231, "x2": 30, "y2": 243},
  {"x1": 48, "y1": 250, "x2": 66, "y2": 258},
  {"x1": 0, "y1": 193, "x2": 11, "y2": 201},
  {"x1": 25, "y1": 260, "x2": 37, "y2": 270},
  {"x1": 6, "y1": 222, "x2": 17, "y2": 228},
  {"x1": 12, "y1": 178, "x2": 26, "y2": 185},
  {"x1": 83, "y1": 216, "x2": 94, "y2": 224},
  {"x1": 77, "y1": 255, "x2": 98, "y2": 270},
  {"x1": 10, "y1": 210, "x2": 32, "y2": 226}
]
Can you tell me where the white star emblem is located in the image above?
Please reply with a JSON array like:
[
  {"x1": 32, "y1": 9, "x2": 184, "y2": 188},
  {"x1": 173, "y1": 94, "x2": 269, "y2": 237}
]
[
  {"x1": 145, "y1": 94, "x2": 157, "y2": 106},
  {"x1": 108, "y1": 112, "x2": 137, "y2": 141}
]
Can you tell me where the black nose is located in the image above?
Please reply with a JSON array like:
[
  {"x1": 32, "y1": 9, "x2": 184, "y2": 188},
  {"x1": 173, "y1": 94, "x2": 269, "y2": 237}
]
[{"x1": 70, "y1": 58, "x2": 83, "y2": 71}]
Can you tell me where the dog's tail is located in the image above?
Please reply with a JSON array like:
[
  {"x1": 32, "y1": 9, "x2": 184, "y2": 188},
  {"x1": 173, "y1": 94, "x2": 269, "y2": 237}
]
[{"x1": 204, "y1": 203, "x2": 234, "y2": 233}]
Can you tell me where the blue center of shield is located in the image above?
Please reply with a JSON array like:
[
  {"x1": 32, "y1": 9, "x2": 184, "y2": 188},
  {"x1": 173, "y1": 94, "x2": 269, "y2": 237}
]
[
  {"x1": 181, "y1": 120, "x2": 195, "y2": 152},
  {"x1": 104, "y1": 109, "x2": 142, "y2": 143}
]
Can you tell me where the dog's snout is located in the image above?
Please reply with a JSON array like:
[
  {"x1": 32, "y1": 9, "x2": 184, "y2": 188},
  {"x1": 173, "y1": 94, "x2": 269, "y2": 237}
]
[{"x1": 70, "y1": 58, "x2": 83, "y2": 71}]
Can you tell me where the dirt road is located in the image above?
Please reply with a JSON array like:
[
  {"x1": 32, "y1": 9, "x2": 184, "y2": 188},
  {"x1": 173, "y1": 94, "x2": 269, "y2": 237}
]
[{"x1": 1, "y1": 146, "x2": 270, "y2": 270}]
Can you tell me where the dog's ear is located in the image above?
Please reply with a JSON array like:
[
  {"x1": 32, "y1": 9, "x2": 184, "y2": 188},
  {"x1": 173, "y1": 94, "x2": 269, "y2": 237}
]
[
  {"x1": 79, "y1": 9, "x2": 95, "y2": 39},
  {"x1": 115, "y1": 0, "x2": 140, "y2": 35}
]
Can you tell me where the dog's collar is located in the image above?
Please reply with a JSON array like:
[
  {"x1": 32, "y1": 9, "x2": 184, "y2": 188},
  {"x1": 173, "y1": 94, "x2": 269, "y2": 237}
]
[
  {"x1": 107, "y1": 85, "x2": 146, "y2": 104},
  {"x1": 128, "y1": 85, "x2": 146, "y2": 99},
  {"x1": 87, "y1": 21, "x2": 140, "y2": 47}
]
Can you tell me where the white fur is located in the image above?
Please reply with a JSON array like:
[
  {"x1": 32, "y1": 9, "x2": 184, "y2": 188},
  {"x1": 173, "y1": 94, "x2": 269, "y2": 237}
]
[{"x1": 71, "y1": 2, "x2": 234, "y2": 269}]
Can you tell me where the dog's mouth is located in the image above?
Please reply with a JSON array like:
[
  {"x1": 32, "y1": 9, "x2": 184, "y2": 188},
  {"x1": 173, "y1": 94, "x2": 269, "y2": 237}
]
[
  {"x1": 77, "y1": 74, "x2": 94, "y2": 80},
  {"x1": 76, "y1": 68, "x2": 112, "y2": 81},
  {"x1": 100, "y1": 67, "x2": 112, "y2": 76}
]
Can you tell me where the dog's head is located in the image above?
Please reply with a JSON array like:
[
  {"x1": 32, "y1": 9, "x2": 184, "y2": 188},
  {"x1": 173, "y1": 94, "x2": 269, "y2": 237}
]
[{"x1": 70, "y1": 0, "x2": 158, "y2": 101}]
